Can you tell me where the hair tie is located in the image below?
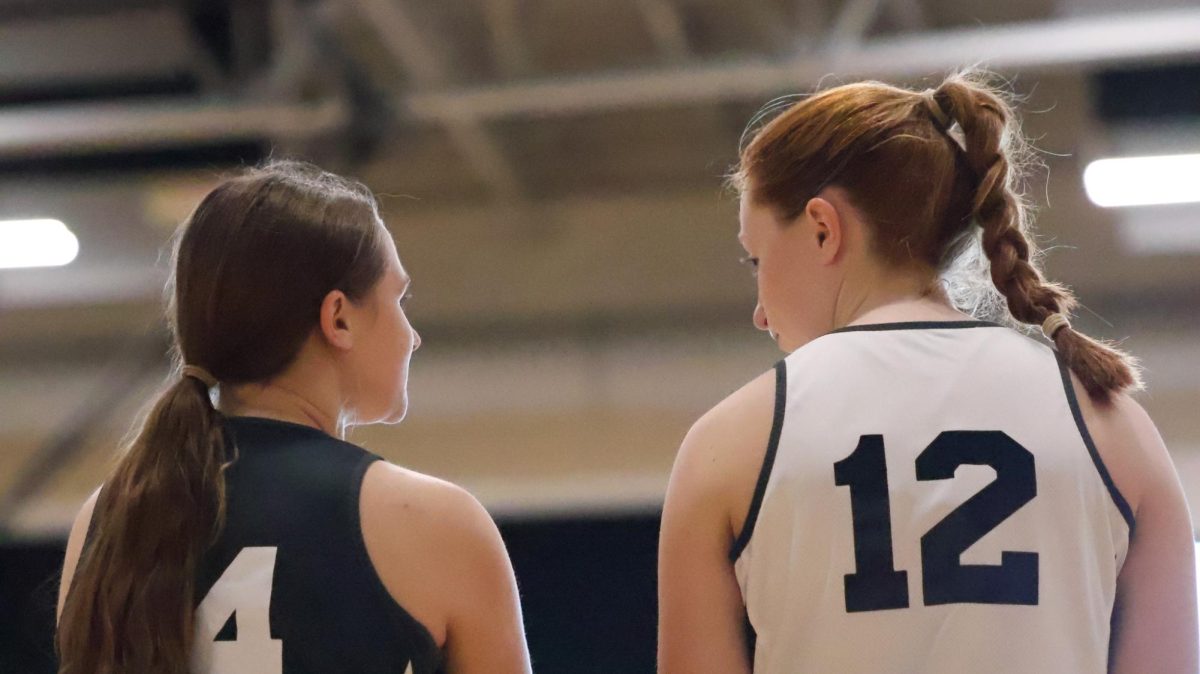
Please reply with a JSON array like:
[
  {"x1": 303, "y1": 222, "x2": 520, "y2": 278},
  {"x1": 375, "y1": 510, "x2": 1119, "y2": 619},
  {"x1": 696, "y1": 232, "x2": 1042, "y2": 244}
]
[
  {"x1": 182, "y1": 365, "x2": 218, "y2": 389},
  {"x1": 921, "y1": 90, "x2": 952, "y2": 130},
  {"x1": 1041, "y1": 313, "x2": 1071, "y2": 340}
]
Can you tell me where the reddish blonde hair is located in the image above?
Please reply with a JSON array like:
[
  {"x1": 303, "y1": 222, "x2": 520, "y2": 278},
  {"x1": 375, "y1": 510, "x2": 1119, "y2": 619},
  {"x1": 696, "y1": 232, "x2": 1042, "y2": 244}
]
[{"x1": 734, "y1": 71, "x2": 1140, "y2": 400}]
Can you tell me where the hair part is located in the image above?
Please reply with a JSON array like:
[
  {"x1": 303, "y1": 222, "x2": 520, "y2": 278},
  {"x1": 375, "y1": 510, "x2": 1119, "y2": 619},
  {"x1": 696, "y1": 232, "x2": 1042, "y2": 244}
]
[
  {"x1": 734, "y1": 70, "x2": 1141, "y2": 400},
  {"x1": 57, "y1": 160, "x2": 391, "y2": 673}
]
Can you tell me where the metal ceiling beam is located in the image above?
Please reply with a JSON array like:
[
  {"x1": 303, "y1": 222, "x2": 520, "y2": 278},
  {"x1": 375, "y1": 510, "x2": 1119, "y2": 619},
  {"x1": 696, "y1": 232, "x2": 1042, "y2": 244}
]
[
  {"x1": 748, "y1": 1, "x2": 798, "y2": 54},
  {"x1": 483, "y1": 0, "x2": 533, "y2": 78},
  {"x1": 0, "y1": 7, "x2": 198, "y2": 88},
  {"x1": 258, "y1": 0, "x2": 316, "y2": 97},
  {"x1": 349, "y1": 0, "x2": 446, "y2": 84},
  {"x1": 827, "y1": 0, "x2": 886, "y2": 52},
  {"x1": 887, "y1": 0, "x2": 926, "y2": 32},
  {"x1": 348, "y1": 0, "x2": 524, "y2": 201},
  {"x1": 443, "y1": 120, "x2": 523, "y2": 200},
  {"x1": 2, "y1": 8, "x2": 1198, "y2": 158},
  {"x1": 0, "y1": 98, "x2": 347, "y2": 156},
  {"x1": 633, "y1": 0, "x2": 691, "y2": 63},
  {"x1": 404, "y1": 7, "x2": 1200, "y2": 121}
]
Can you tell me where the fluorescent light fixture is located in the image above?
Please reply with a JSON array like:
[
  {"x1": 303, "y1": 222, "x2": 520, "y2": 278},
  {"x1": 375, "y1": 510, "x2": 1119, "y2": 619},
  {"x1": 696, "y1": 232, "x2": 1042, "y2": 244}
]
[
  {"x1": 0, "y1": 218, "x2": 80, "y2": 269},
  {"x1": 1084, "y1": 153, "x2": 1200, "y2": 208}
]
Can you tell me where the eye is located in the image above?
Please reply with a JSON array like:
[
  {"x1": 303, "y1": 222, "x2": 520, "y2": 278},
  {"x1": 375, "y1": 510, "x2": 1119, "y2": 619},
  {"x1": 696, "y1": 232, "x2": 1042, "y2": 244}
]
[
  {"x1": 739, "y1": 256, "x2": 760, "y2": 277},
  {"x1": 399, "y1": 291, "x2": 413, "y2": 308}
]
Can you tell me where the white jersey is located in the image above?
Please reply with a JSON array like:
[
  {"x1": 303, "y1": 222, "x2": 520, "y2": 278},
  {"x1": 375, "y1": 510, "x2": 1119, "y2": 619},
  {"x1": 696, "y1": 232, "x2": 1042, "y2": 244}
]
[{"x1": 732, "y1": 320, "x2": 1132, "y2": 674}]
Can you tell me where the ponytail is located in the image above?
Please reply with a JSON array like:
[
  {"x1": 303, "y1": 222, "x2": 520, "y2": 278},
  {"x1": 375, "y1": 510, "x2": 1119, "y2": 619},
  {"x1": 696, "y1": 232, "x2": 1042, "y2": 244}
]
[
  {"x1": 56, "y1": 160, "x2": 389, "y2": 671},
  {"x1": 929, "y1": 73, "x2": 1142, "y2": 400},
  {"x1": 57, "y1": 370, "x2": 231, "y2": 673}
]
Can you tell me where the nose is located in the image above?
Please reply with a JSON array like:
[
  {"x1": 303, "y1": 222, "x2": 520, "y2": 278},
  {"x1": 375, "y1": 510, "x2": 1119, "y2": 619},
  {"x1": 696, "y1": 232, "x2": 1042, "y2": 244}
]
[
  {"x1": 412, "y1": 327, "x2": 422, "y2": 351},
  {"x1": 753, "y1": 303, "x2": 769, "y2": 332}
]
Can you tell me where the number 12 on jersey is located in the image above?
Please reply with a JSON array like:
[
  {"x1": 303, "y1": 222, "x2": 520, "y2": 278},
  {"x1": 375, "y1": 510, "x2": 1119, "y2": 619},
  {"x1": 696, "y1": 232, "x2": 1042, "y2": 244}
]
[{"x1": 834, "y1": 431, "x2": 1039, "y2": 613}]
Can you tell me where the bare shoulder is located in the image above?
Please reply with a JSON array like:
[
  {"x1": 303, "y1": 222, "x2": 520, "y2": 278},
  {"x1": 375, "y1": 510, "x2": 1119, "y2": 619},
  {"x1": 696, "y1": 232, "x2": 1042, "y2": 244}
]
[
  {"x1": 670, "y1": 365, "x2": 780, "y2": 539},
  {"x1": 1070, "y1": 374, "x2": 1174, "y2": 516},
  {"x1": 58, "y1": 487, "x2": 101, "y2": 620},
  {"x1": 359, "y1": 461, "x2": 510, "y2": 645},
  {"x1": 362, "y1": 461, "x2": 506, "y2": 572},
  {"x1": 363, "y1": 461, "x2": 496, "y2": 534},
  {"x1": 1077, "y1": 379, "x2": 1198, "y2": 673},
  {"x1": 657, "y1": 365, "x2": 780, "y2": 674}
]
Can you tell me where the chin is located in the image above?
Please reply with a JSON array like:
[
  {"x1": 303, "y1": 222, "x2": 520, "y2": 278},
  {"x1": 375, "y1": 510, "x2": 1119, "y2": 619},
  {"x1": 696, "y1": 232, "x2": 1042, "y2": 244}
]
[
  {"x1": 776, "y1": 333, "x2": 813, "y2": 354},
  {"x1": 381, "y1": 398, "x2": 409, "y2": 425}
]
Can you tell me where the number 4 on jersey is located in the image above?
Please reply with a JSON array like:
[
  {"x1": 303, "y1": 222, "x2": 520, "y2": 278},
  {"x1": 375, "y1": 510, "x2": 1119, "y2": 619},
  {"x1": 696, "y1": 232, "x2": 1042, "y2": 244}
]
[
  {"x1": 192, "y1": 547, "x2": 283, "y2": 674},
  {"x1": 835, "y1": 431, "x2": 1039, "y2": 612},
  {"x1": 191, "y1": 547, "x2": 419, "y2": 674}
]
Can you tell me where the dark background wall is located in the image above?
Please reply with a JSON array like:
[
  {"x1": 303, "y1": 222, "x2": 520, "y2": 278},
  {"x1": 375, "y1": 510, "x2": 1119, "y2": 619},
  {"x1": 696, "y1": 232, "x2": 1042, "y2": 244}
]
[{"x1": 0, "y1": 513, "x2": 660, "y2": 674}]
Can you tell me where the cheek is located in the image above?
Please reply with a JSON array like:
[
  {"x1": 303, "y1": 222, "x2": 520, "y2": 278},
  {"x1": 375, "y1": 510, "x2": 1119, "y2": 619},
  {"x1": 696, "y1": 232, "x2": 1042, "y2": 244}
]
[
  {"x1": 759, "y1": 256, "x2": 820, "y2": 326},
  {"x1": 396, "y1": 316, "x2": 416, "y2": 361},
  {"x1": 367, "y1": 312, "x2": 411, "y2": 382},
  {"x1": 391, "y1": 314, "x2": 416, "y2": 381},
  {"x1": 758, "y1": 258, "x2": 794, "y2": 309}
]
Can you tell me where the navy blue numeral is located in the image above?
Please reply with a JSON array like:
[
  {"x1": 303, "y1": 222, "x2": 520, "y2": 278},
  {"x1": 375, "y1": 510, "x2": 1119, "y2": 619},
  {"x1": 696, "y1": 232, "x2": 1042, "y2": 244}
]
[
  {"x1": 833, "y1": 435, "x2": 910, "y2": 612},
  {"x1": 917, "y1": 431, "x2": 1038, "y2": 605},
  {"x1": 835, "y1": 432, "x2": 1038, "y2": 613}
]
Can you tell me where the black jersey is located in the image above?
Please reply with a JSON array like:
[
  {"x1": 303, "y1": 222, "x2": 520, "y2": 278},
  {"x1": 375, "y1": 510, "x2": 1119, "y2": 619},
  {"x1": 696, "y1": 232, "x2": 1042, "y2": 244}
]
[{"x1": 187, "y1": 415, "x2": 441, "y2": 674}]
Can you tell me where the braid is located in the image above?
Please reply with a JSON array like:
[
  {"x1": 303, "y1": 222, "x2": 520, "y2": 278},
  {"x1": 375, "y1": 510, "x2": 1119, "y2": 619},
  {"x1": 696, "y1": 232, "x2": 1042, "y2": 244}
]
[{"x1": 932, "y1": 73, "x2": 1141, "y2": 400}]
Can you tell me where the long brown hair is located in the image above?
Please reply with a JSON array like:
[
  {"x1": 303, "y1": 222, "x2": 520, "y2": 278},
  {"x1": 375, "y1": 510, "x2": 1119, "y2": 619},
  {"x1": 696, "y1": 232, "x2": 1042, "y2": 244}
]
[
  {"x1": 734, "y1": 71, "x2": 1140, "y2": 400},
  {"x1": 57, "y1": 160, "x2": 390, "y2": 673}
]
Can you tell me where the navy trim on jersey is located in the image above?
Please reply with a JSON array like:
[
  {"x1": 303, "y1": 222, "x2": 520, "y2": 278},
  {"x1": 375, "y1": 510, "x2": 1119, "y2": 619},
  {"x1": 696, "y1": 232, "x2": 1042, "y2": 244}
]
[
  {"x1": 730, "y1": 360, "x2": 788, "y2": 563},
  {"x1": 743, "y1": 611, "x2": 758, "y2": 664},
  {"x1": 830, "y1": 320, "x2": 1003, "y2": 334},
  {"x1": 229, "y1": 414, "x2": 331, "y2": 437},
  {"x1": 1054, "y1": 351, "x2": 1136, "y2": 533}
]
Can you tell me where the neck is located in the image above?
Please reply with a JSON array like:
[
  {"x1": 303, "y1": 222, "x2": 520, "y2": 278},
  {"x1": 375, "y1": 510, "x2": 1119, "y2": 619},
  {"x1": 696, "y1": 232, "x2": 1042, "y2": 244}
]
[
  {"x1": 218, "y1": 374, "x2": 344, "y2": 439},
  {"x1": 832, "y1": 264, "x2": 968, "y2": 329}
]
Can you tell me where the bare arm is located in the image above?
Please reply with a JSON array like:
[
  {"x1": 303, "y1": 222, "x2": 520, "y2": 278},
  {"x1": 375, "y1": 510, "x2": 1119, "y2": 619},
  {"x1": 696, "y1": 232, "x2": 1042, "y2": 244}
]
[
  {"x1": 658, "y1": 429, "x2": 753, "y2": 674},
  {"x1": 362, "y1": 464, "x2": 531, "y2": 674},
  {"x1": 57, "y1": 488, "x2": 100, "y2": 623},
  {"x1": 658, "y1": 370, "x2": 775, "y2": 674},
  {"x1": 439, "y1": 489, "x2": 531, "y2": 674},
  {"x1": 1100, "y1": 396, "x2": 1198, "y2": 674}
]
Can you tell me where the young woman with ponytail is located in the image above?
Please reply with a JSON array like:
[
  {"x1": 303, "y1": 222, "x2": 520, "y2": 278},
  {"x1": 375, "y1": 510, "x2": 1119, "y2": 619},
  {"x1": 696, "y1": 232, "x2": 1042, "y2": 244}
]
[
  {"x1": 659, "y1": 72, "x2": 1196, "y2": 673},
  {"x1": 56, "y1": 161, "x2": 532, "y2": 674}
]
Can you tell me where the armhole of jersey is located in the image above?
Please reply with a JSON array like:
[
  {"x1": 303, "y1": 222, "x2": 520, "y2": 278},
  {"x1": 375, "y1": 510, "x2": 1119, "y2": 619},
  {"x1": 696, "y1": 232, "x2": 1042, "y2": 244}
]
[
  {"x1": 1054, "y1": 350, "x2": 1136, "y2": 533},
  {"x1": 743, "y1": 609, "x2": 758, "y2": 665},
  {"x1": 349, "y1": 454, "x2": 445, "y2": 666},
  {"x1": 729, "y1": 359, "x2": 788, "y2": 563},
  {"x1": 80, "y1": 483, "x2": 107, "y2": 551}
]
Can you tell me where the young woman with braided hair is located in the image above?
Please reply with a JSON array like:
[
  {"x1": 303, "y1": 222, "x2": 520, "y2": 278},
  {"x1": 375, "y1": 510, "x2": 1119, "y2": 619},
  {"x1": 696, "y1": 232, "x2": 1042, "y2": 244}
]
[
  {"x1": 55, "y1": 162, "x2": 531, "y2": 673},
  {"x1": 659, "y1": 73, "x2": 1196, "y2": 673}
]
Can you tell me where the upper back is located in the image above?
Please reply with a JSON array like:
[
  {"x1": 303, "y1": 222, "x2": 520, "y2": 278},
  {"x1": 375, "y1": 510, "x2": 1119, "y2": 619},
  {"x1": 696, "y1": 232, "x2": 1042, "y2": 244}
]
[
  {"x1": 732, "y1": 321, "x2": 1133, "y2": 674},
  {"x1": 191, "y1": 416, "x2": 441, "y2": 674}
]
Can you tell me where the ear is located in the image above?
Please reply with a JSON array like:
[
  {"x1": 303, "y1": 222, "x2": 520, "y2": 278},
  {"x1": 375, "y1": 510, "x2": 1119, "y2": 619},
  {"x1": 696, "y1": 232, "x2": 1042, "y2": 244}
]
[
  {"x1": 805, "y1": 196, "x2": 843, "y2": 265},
  {"x1": 318, "y1": 289, "x2": 354, "y2": 351}
]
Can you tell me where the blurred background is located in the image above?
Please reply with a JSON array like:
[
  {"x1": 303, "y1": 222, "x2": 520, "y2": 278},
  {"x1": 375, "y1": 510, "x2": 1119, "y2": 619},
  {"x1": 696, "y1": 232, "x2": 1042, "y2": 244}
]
[{"x1": 0, "y1": 0, "x2": 1198, "y2": 672}]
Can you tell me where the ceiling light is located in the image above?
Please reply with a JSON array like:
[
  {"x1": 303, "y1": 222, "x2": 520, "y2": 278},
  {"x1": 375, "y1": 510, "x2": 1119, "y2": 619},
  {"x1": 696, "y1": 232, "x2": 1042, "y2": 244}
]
[
  {"x1": 0, "y1": 219, "x2": 80, "y2": 269},
  {"x1": 1084, "y1": 153, "x2": 1200, "y2": 208}
]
